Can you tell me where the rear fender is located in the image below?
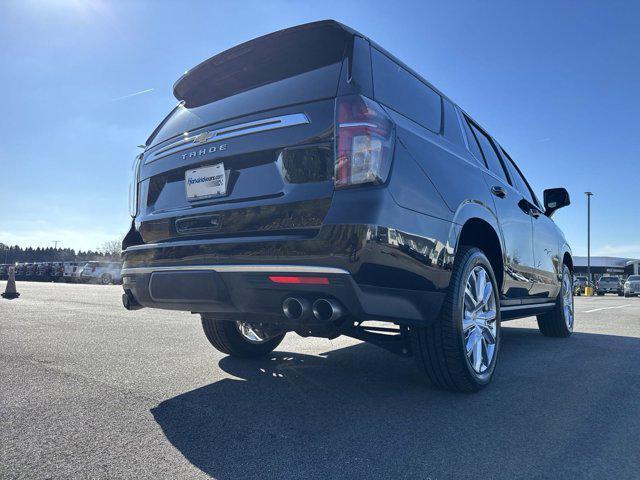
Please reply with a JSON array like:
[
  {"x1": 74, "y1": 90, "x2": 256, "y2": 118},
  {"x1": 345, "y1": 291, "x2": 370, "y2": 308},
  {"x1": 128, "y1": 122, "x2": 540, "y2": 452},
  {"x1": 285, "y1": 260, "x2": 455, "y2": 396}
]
[{"x1": 450, "y1": 201, "x2": 505, "y2": 257}]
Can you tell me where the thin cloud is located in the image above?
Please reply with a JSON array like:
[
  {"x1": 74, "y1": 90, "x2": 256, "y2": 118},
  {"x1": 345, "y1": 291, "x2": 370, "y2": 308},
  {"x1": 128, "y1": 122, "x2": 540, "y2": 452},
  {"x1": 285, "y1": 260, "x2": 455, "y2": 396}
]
[
  {"x1": 110, "y1": 88, "x2": 154, "y2": 102},
  {"x1": 594, "y1": 244, "x2": 640, "y2": 258},
  {"x1": 537, "y1": 137, "x2": 551, "y2": 143}
]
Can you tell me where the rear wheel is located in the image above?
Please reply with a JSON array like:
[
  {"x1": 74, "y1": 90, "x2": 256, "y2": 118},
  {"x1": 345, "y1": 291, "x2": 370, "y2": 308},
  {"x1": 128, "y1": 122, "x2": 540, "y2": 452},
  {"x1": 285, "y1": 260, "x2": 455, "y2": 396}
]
[
  {"x1": 200, "y1": 316, "x2": 285, "y2": 358},
  {"x1": 101, "y1": 273, "x2": 113, "y2": 285},
  {"x1": 537, "y1": 265, "x2": 574, "y2": 337},
  {"x1": 411, "y1": 246, "x2": 500, "y2": 392}
]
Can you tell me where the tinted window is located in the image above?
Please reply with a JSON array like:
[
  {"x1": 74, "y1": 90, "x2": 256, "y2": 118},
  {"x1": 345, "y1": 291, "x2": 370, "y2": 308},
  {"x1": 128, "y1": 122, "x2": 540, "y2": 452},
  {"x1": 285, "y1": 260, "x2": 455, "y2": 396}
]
[
  {"x1": 500, "y1": 147, "x2": 540, "y2": 207},
  {"x1": 501, "y1": 150, "x2": 534, "y2": 203},
  {"x1": 371, "y1": 48, "x2": 442, "y2": 133},
  {"x1": 460, "y1": 114, "x2": 484, "y2": 164},
  {"x1": 442, "y1": 99, "x2": 465, "y2": 147},
  {"x1": 467, "y1": 121, "x2": 510, "y2": 183},
  {"x1": 150, "y1": 24, "x2": 350, "y2": 145},
  {"x1": 175, "y1": 23, "x2": 350, "y2": 108}
]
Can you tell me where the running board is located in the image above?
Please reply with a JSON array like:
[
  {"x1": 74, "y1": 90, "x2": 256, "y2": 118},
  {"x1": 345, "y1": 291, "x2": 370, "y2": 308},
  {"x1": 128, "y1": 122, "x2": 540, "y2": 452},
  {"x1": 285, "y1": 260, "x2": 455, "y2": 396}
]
[{"x1": 500, "y1": 302, "x2": 556, "y2": 321}]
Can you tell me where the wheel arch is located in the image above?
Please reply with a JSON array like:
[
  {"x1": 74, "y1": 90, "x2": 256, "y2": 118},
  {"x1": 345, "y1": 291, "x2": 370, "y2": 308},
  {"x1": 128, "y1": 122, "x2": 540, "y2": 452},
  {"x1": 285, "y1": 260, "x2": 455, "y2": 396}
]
[
  {"x1": 562, "y1": 250, "x2": 574, "y2": 272},
  {"x1": 453, "y1": 213, "x2": 505, "y2": 293}
]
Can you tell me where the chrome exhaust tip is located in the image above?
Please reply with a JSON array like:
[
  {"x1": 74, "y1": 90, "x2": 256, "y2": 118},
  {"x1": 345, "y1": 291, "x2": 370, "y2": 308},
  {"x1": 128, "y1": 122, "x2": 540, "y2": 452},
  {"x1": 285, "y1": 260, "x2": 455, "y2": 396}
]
[
  {"x1": 312, "y1": 298, "x2": 344, "y2": 322},
  {"x1": 282, "y1": 297, "x2": 310, "y2": 320},
  {"x1": 122, "y1": 291, "x2": 143, "y2": 311}
]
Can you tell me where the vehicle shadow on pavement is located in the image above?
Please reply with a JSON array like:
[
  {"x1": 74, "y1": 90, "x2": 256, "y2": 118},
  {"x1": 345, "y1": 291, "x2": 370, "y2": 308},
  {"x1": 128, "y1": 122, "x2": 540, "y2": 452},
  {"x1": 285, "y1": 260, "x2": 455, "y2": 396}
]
[{"x1": 151, "y1": 327, "x2": 640, "y2": 479}]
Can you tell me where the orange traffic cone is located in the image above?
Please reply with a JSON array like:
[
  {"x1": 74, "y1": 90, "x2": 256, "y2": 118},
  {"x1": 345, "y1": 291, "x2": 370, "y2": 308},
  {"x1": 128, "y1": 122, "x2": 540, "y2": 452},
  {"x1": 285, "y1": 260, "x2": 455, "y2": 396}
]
[{"x1": 2, "y1": 267, "x2": 20, "y2": 299}]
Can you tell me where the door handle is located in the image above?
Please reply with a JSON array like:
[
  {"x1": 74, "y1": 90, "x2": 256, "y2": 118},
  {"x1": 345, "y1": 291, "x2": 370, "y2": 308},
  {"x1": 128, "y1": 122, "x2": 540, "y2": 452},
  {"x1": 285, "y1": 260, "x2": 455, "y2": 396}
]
[{"x1": 491, "y1": 186, "x2": 507, "y2": 198}]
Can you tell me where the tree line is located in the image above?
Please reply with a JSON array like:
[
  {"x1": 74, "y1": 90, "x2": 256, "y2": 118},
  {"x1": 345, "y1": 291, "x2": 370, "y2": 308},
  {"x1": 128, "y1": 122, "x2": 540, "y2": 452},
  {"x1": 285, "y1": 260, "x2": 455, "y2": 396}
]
[{"x1": 0, "y1": 241, "x2": 121, "y2": 264}]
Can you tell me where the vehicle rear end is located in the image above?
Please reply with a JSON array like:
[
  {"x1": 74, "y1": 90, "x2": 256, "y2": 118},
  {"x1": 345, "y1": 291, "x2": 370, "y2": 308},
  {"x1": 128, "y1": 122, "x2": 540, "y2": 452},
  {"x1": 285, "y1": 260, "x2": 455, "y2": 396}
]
[
  {"x1": 80, "y1": 262, "x2": 97, "y2": 282},
  {"x1": 625, "y1": 276, "x2": 640, "y2": 297},
  {"x1": 51, "y1": 262, "x2": 64, "y2": 281},
  {"x1": 596, "y1": 276, "x2": 619, "y2": 295},
  {"x1": 122, "y1": 21, "x2": 451, "y2": 331}
]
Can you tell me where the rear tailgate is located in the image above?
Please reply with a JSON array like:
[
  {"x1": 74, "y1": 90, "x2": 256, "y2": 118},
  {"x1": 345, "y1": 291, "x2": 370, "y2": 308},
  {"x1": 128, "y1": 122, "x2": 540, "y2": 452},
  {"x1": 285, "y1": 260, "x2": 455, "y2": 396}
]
[{"x1": 136, "y1": 22, "x2": 353, "y2": 244}]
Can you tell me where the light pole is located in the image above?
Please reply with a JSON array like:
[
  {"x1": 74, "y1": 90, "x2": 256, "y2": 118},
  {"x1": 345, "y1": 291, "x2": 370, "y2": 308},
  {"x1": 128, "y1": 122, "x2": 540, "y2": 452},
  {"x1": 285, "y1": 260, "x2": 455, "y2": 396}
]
[{"x1": 585, "y1": 192, "x2": 593, "y2": 285}]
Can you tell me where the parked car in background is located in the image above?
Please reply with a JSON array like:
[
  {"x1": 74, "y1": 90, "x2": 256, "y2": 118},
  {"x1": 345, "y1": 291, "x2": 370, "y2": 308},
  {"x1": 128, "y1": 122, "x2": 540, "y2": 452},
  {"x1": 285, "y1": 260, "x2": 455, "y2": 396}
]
[
  {"x1": 49, "y1": 262, "x2": 65, "y2": 281},
  {"x1": 0, "y1": 264, "x2": 10, "y2": 280},
  {"x1": 121, "y1": 20, "x2": 574, "y2": 393},
  {"x1": 624, "y1": 275, "x2": 640, "y2": 297},
  {"x1": 14, "y1": 264, "x2": 26, "y2": 278},
  {"x1": 80, "y1": 262, "x2": 122, "y2": 285},
  {"x1": 35, "y1": 262, "x2": 56, "y2": 281},
  {"x1": 61, "y1": 262, "x2": 83, "y2": 282},
  {"x1": 596, "y1": 276, "x2": 621, "y2": 296},
  {"x1": 24, "y1": 263, "x2": 37, "y2": 280},
  {"x1": 574, "y1": 276, "x2": 590, "y2": 295},
  {"x1": 617, "y1": 277, "x2": 626, "y2": 296}
]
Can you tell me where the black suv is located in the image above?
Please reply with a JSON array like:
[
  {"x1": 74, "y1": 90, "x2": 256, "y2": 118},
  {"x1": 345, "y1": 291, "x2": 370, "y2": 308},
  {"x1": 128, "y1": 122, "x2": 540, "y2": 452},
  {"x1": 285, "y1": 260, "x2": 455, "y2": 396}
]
[{"x1": 122, "y1": 21, "x2": 573, "y2": 392}]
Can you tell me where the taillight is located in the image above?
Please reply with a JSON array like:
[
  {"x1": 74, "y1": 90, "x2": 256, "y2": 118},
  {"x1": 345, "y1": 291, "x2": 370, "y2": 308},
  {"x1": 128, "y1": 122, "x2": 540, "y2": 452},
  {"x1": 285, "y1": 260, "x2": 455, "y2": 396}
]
[
  {"x1": 268, "y1": 276, "x2": 330, "y2": 285},
  {"x1": 334, "y1": 95, "x2": 394, "y2": 188}
]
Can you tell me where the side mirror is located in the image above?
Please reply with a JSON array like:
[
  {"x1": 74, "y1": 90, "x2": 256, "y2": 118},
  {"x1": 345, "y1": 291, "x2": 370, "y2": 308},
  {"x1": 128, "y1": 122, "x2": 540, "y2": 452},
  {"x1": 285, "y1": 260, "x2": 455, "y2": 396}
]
[{"x1": 543, "y1": 188, "x2": 570, "y2": 217}]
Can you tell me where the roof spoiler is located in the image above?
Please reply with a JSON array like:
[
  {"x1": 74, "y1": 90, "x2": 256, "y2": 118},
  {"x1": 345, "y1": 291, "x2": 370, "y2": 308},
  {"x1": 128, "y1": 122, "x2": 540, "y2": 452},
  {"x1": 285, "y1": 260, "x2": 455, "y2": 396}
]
[{"x1": 172, "y1": 20, "x2": 356, "y2": 107}]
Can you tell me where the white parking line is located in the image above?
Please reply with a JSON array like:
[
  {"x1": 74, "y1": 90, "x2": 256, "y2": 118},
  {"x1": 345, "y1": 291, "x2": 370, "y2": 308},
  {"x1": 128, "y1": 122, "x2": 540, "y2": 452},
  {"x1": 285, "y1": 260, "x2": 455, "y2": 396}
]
[{"x1": 583, "y1": 304, "x2": 631, "y2": 313}]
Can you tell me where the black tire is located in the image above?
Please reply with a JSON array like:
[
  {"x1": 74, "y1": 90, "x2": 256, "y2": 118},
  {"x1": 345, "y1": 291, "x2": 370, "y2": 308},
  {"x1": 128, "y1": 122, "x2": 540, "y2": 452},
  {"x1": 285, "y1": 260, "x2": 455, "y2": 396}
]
[
  {"x1": 411, "y1": 246, "x2": 501, "y2": 393},
  {"x1": 597, "y1": 292, "x2": 604, "y2": 296},
  {"x1": 537, "y1": 264, "x2": 573, "y2": 338},
  {"x1": 625, "y1": 293, "x2": 630, "y2": 298},
  {"x1": 101, "y1": 274, "x2": 112, "y2": 285},
  {"x1": 200, "y1": 316, "x2": 285, "y2": 358}
]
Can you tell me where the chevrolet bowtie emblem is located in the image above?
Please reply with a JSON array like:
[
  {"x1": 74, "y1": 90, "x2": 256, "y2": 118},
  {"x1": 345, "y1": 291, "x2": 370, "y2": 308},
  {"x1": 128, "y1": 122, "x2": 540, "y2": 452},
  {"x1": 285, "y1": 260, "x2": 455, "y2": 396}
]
[{"x1": 193, "y1": 132, "x2": 211, "y2": 144}]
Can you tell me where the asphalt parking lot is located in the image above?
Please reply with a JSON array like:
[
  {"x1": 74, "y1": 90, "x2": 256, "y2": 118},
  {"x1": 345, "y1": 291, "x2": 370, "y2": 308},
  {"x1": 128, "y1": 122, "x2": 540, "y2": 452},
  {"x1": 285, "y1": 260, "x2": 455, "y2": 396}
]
[{"x1": 1, "y1": 282, "x2": 639, "y2": 479}]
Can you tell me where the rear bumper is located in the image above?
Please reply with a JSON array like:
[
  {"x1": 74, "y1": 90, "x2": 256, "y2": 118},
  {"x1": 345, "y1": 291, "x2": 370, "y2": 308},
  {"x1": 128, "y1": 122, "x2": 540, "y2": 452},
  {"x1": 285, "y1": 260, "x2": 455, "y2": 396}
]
[
  {"x1": 121, "y1": 222, "x2": 455, "y2": 326},
  {"x1": 122, "y1": 264, "x2": 445, "y2": 325}
]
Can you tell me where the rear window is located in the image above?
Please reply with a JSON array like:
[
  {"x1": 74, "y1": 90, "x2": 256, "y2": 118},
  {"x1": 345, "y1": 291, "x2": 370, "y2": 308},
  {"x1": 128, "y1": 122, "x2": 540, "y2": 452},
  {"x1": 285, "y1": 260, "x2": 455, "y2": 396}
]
[
  {"x1": 175, "y1": 23, "x2": 349, "y2": 108},
  {"x1": 628, "y1": 276, "x2": 640, "y2": 281},
  {"x1": 150, "y1": 22, "x2": 350, "y2": 146},
  {"x1": 371, "y1": 47, "x2": 442, "y2": 133}
]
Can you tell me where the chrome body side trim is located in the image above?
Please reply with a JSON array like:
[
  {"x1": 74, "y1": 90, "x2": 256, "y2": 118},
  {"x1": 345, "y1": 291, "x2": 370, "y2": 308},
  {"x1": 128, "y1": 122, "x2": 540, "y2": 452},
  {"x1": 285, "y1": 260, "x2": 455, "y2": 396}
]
[
  {"x1": 121, "y1": 264, "x2": 349, "y2": 276},
  {"x1": 500, "y1": 303, "x2": 555, "y2": 311},
  {"x1": 146, "y1": 113, "x2": 310, "y2": 163}
]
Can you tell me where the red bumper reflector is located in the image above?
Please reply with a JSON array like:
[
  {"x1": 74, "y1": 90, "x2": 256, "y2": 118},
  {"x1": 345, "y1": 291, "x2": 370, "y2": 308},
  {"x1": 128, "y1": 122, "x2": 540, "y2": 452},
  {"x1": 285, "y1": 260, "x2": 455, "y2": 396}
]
[{"x1": 268, "y1": 276, "x2": 330, "y2": 285}]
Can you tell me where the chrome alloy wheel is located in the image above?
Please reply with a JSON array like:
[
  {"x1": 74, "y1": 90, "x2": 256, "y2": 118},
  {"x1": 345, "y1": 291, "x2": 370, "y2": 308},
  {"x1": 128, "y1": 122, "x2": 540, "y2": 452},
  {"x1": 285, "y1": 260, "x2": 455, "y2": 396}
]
[
  {"x1": 463, "y1": 265, "x2": 498, "y2": 375},
  {"x1": 236, "y1": 322, "x2": 280, "y2": 344},
  {"x1": 561, "y1": 269, "x2": 574, "y2": 330}
]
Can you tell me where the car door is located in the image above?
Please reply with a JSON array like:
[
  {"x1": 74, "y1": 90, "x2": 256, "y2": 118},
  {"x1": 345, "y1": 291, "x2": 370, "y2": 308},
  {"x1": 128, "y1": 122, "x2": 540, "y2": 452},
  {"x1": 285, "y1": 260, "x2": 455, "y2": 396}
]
[
  {"x1": 461, "y1": 116, "x2": 536, "y2": 299},
  {"x1": 500, "y1": 148, "x2": 560, "y2": 299}
]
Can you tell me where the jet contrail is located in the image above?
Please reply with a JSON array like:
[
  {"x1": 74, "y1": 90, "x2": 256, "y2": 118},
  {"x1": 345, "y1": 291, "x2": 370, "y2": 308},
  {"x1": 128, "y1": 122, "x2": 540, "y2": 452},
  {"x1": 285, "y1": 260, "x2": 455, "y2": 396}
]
[{"x1": 110, "y1": 88, "x2": 154, "y2": 102}]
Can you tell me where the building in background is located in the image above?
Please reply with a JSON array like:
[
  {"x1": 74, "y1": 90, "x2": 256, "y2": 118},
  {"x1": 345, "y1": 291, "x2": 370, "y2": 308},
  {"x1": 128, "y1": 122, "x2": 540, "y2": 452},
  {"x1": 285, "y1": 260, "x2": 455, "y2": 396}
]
[{"x1": 573, "y1": 256, "x2": 640, "y2": 280}]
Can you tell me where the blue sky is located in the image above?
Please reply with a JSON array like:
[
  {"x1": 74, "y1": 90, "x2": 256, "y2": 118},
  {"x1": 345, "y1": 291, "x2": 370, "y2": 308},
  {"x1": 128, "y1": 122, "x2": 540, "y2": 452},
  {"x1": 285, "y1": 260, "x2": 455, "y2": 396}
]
[{"x1": 0, "y1": 0, "x2": 638, "y2": 256}]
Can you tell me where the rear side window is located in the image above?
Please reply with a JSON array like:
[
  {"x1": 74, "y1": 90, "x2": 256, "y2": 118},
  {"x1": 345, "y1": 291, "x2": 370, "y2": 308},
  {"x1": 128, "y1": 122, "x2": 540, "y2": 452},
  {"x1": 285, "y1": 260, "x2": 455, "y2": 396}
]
[
  {"x1": 371, "y1": 48, "x2": 442, "y2": 133},
  {"x1": 442, "y1": 98, "x2": 465, "y2": 148},
  {"x1": 461, "y1": 115, "x2": 484, "y2": 163},
  {"x1": 500, "y1": 147, "x2": 539, "y2": 207},
  {"x1": 467, "y1": 120, "x2": 510, "y2": 184}
]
